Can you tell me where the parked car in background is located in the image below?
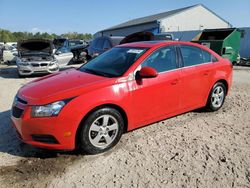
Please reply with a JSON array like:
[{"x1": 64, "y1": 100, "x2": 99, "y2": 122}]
[
  {"x1": 16, "y1": 39, "x2": 59, "y2": 77},
  {"x1": 53, "y1": 38, "x2": 88, "y2": 64},
  {"x1": 0, "y1": 44, "x2": 3, "y2": 61},
  {"x1": 87, "y1": 36, "x2": 124, "y2": 58},
  {"x1": 54, "y1": 45, "x2": 74, "y2": 66},
  {"x1": 85, "y1": 31, "x2": 174, "y2": 60},
  {"x1": 11, "y1": 41, "x2": 232, "y2": 154},
  {"x1": 2, "y1": 44, "x2": 18, "y2": 63}
]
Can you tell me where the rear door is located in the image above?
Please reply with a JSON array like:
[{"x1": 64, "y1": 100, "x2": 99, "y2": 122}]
[
  {"x1": 131, "y1": 45, "x2": 181, "y2": 126},
  {"x1": 178, "y1": 45, "x2": 214, "y2": 109}
]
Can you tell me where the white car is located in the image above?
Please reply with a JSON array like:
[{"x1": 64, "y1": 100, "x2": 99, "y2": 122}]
[
  {"x1": 2, "y1": 45, "x2": 18, "y2": 63},
  {"x1": 16, "y1": 39, "x2": 59, "y2": 77}
]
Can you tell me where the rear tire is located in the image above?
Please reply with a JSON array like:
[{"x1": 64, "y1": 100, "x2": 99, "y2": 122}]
[
  {"x1": 79, "y1": 107, "x2": 124, "y2": 154},
  {"x1": 206, "y1": 82, "x2": 226, "y2": 111}
]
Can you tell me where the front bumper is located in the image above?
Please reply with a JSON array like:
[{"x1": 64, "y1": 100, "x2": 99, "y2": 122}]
[
  {"x1": 17, "y1": 61, "x2": 59, "y2": 76},
  {"x1": 11, "y1": 100, "x2": 76, "y2": 150}
]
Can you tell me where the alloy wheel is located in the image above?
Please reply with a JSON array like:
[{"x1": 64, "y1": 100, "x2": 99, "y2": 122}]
[
  {"x1": 88, "y1": 115, "x2": 119, "y2": 149},
  {"x1": 211, "y1": 85, "x2": 225, "y2": 108}
]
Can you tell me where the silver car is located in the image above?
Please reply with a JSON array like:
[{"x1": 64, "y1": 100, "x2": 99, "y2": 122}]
[{"x1": 16, "y1": 39, "x2": 59, "y2": 77}]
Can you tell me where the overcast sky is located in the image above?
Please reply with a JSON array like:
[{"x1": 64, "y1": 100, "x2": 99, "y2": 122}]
[{"x1": 0, "y1": 0, "x2": 249, "y2": 34}]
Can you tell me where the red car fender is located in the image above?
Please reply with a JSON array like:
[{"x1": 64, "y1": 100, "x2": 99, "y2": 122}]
[{"x1": 57, "y1": 83, "x2": 132, "y2": 142}]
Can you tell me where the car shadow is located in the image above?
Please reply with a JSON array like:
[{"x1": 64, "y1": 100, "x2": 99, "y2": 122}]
[
  {"x1": 0, "y1": 66, "x2": 20, "y2": 79},
  {"x1": 0, "y1": 110, "x2": 79, "y2": 159}
]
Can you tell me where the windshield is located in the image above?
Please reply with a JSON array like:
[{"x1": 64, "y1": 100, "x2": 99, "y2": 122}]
[
  {"x1": 79, "y1": 47, "x2": 147, "y2": 77},
  {"x1": 53, "y1": 39, "x2": 66, "y2": 48}
]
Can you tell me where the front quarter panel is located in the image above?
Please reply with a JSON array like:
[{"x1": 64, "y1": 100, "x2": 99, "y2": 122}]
[{"x1": 56, "y1": 81, "x2": 132, "y2": 147}]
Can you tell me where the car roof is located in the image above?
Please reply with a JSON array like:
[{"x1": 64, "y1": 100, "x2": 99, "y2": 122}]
[{"x1": 118, "y1": 40, "x2": 204, "y2": 48}]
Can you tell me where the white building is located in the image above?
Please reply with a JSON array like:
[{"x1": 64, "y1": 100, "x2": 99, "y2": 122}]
[{"x1": 97, "y1": 4, "x2": 231, "y2": 37}]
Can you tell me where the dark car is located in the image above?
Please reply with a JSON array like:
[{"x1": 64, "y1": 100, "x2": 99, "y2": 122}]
[
  {"x1": 87, "y1": 36, "x2": 124, "y2": 58},
  {"x1": 85, "y1": 31, "x2": 174, "y2": 60},
  {"x1": 86, "y1": 32, "x2": 154, "y2": 60}
]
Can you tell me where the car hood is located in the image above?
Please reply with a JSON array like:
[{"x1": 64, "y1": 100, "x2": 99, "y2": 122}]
[
  {"x1": 18, "y1": 68, "x2": 114, "y2": 105},
  {"x1": 18, "y1": 39, "x2": 54, "y2": 55}
]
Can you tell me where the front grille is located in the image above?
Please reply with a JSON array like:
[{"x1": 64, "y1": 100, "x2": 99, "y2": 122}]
[
  {"x1": 17, "y1": 96, "x2": 28, "y2": 104},
  {"x1": 40, "y1": 63, "x2": 48, "y2": 67},
  {"x1": 31, "y1": 63, "x2": 39, "y2": 67},
  {"x1": 31, "y1": 134, "x2": 59, "y2": 144},
  {"x1": 12, "y1": 106, "x2": 24, "y2": 118}
]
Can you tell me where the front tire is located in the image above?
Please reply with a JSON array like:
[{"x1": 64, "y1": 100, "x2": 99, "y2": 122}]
[
  {"x1": 206, "y1": 82, "x2": 226, "y2": 111},
  {"x1": 79, "y1": 108, "x2": 124, "y2": 154}
]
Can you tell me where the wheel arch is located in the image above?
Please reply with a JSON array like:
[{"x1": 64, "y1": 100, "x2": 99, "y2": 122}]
[
  {"x1": 215, "y1": 79, "x2": 229, "y2": 95},
  {"x1": 75, "y1": 103, "x2": 128, "y2": 149},
  {"x1": 205, "y1": 79, "x2": 229, "y2": 107}
]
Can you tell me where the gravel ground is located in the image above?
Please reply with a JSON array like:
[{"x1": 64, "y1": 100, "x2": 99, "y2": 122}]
[{"x1": 0, "y1": 65, "x2": 249, "y2": 188}]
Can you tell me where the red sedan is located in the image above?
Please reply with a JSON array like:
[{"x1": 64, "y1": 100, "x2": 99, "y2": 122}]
[{"x1": 11, "y1": 41, "x2": 232, "y2": 154}]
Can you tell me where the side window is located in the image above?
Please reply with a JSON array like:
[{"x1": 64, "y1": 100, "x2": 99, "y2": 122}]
[
  {"x1": 57, "y1": 47, "x2": 69, "y2": 54},
  {"x1": 202, "y1": 49, "x2": 218, "y2": 63},
  {"x1": 141, "y1": 46, "x2": 177, "y2": 73},
  {"x1": 180, "y1": 45, "x2": 204, "y2": 66},
  {"x1": 103, "y1": 39, "x2": 111, "y2": 49},
  {"x1": 202, "y1": 50, "x2": 212, "y2": 63},
  {"x1": 212, "y1": 56, "x2": 218, "y2": 62}
]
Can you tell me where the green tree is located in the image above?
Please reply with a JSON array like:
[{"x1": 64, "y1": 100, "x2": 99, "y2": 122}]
[{"x1": 0, "y1": 28, "x2": 92, "y2": 42}]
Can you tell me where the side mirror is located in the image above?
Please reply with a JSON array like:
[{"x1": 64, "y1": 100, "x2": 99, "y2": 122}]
[{"x1": 138, "y1": 66, "x2": 158, "y2": 78}]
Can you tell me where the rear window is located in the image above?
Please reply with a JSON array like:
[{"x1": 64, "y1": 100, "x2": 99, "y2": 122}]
[
  {"x1": 202, "y1": 50, "x2": 218, "y2": 63},
  {"x1": 180, "y1": 45, "x2": 204, "y2": 66}
]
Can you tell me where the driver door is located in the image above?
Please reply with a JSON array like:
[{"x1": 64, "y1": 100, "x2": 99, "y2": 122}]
[
  {"x1": 130, "y1": 46, "x2": 181, "y2": 127},
  {"x1": 55, "y1": 47, "x2": 73, "y2": 67}
]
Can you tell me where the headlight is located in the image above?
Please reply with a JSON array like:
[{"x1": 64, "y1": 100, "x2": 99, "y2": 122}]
[
  {"x1": 49, "y1": 57, "x2": 58, "y2": 66},
  {"x1": 31, "y1": 101, "x2": 66, "y2": 118},
  {"x1": 49, "y1": 60, "x2": 58, "y2": 66}
]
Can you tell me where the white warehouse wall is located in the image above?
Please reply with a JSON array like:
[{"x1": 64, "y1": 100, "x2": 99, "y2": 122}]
[{"x1": 160, "y1": 5, "x2": 231, "y2": 32}]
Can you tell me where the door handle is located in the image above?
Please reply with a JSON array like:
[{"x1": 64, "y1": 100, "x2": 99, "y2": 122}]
[{"x1": 171, "y1": 79, "x2": 179, "y2": 85}]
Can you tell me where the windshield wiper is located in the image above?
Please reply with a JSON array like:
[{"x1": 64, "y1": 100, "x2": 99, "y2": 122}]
[{"x1": 82, "y1": 68, "x2": 113, "y2": 77}]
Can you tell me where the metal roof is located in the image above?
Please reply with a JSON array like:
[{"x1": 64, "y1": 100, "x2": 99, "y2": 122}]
[
  {"x1": 102, "y1": 5, "x2": 197, "y2": 32},
  {"x1": 101, "y1": 4, "x2": 231, "y2": 32}
]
